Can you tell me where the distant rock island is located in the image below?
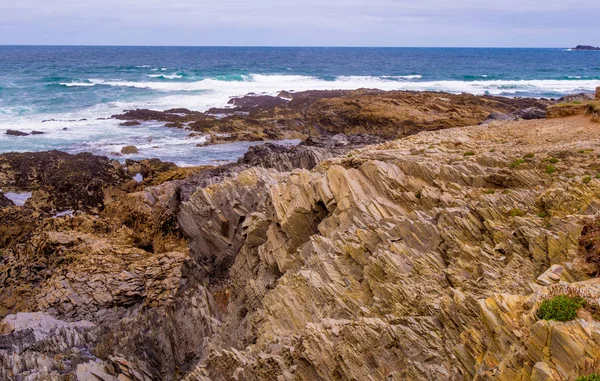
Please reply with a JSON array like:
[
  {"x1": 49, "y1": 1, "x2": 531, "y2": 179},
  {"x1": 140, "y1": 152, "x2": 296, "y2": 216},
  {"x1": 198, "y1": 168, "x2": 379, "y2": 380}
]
[{"x1": 572, "y1": 45, "x2": 600, "y2": 51}]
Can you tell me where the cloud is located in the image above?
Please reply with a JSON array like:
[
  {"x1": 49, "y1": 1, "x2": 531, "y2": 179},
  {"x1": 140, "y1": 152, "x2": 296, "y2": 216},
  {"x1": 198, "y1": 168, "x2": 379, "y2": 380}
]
[{"x1": 0, "y1": 0, "x2": 599, "y2": 46}]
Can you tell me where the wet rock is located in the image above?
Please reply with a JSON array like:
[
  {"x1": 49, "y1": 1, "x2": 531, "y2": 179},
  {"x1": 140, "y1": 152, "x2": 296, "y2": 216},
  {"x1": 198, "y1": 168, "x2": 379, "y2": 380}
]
[
  {"x1": 0, "y1": 151, "x2": 131, "y2": 212},
  {"x1": 227, "y1": 94, "x2": 289, "y2": 109},
  {"x1": 5, "y1": 130, "x2": 29, "y2": 136},
  {"x1": 120, "y1": 120, "x2": 142, "y2": 126},
  {"x1": 30, "y1": 130, "x2": 45, "y2": 135},
  {"x1": 121, "y1": 145, "x2": 140, "y2": 154}
]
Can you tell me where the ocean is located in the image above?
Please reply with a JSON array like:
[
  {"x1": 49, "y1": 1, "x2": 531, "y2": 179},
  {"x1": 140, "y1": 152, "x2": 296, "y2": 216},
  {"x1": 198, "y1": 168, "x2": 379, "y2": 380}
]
[{"x1": 1, "y1": 46, "x2": 599, "y2": 166}]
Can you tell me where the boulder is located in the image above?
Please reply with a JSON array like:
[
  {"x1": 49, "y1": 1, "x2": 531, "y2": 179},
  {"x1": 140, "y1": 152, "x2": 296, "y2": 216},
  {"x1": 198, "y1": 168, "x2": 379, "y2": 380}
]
[{"x1": 121, "y1": 145, "x2": 139, "y2": 154}]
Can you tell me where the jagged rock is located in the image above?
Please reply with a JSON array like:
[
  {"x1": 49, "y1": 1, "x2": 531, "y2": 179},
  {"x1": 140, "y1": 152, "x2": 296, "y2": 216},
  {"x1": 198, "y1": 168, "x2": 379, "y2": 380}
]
[
  {"x1": 3, "y1": 115, "x2": 600, "y2": 380},
  {"x1": 239, "y1": 143, "x2": 338, "y2": 171}
]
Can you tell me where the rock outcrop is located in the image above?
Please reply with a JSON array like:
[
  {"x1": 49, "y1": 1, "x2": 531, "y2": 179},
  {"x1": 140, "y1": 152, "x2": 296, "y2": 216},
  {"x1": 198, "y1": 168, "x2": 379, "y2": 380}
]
[
  {"x1": 2, "y1": 113, "x2": 600, "y2": 380},
  {"x1": 112, "y1": 90, "x2": 550, "y2": 146},
  {"x1": 0, "y1": 151, "x2": 132, "y2": 212}
]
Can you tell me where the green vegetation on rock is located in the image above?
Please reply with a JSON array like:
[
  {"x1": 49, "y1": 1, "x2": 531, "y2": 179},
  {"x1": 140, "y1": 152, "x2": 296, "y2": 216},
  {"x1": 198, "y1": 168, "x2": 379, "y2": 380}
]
[
  {"x1": 576, "y1": 375, "x2": 600, "y2": 381},
  {"x1": 510, "y1": 159, "x2": 525, "y2": 168},
  {"x1": 537, "y1": 295, "x2": 585, "y2": 322},
  {"x1": 546, "y1": 165, "x2": 557, "y2": 174}
]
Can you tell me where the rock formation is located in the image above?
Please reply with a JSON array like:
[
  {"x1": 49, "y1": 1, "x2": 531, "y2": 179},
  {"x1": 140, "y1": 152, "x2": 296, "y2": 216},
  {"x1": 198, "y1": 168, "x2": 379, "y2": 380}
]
[
  {"x1": 2, "y1": 96, "x2": 600, "y2": 380},
  {"x1": 111, "y1": 90, "x2": 550, "y2": 146}
]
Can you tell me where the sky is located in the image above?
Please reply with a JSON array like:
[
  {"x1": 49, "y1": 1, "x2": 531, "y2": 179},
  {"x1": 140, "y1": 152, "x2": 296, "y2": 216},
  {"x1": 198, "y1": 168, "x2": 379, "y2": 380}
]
[{"x1": 0, "y1": 0, "x2": 599, "y2": 47}]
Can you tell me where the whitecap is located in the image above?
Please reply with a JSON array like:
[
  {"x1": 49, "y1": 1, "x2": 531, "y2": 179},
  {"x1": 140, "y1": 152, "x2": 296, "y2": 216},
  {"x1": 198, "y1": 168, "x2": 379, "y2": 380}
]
[{"x1": 147, "y1": 74, "x2": 183, "y2": 79}]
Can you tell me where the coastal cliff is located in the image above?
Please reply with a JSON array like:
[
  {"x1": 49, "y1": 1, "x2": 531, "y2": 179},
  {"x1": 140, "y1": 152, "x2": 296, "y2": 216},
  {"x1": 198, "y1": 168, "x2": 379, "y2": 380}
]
[{"x1": 1, "y1": 91, "x2": 600, "y2": 380}]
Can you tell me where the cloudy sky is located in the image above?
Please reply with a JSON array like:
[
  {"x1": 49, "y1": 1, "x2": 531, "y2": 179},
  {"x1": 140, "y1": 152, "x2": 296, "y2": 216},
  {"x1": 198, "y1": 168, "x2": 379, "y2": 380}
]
[{"x1": 0, "y1": 0, "x2": 599, "y2": 47}]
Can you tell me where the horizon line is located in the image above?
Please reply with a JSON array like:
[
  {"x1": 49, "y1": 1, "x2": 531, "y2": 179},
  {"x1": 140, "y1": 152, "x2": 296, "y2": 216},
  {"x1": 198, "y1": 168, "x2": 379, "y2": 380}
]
[{"x1": 0, "y1": 44, "x2": 588, "y2": 49}]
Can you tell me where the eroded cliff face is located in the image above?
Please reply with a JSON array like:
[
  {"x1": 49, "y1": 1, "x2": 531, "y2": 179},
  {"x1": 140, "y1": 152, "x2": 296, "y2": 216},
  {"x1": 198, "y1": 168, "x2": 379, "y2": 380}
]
[
  {"x1": 173, "y1": 115, "x2": 600, "y2": 381},
  {"x1": 2, "y1": 115, "x2": 600, "y2": 380}
]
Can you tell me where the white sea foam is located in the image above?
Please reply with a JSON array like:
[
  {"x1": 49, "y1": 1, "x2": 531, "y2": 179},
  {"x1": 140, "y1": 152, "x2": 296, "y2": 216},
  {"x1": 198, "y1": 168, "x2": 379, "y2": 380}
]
[
  {"x1": 4, "y1": 73, "x2": 600, "y2": 166},
  {"x1": 147, "y1": 73, "x2": 183, "y2": 79},
  {"x1": 60, "y1": 82, "x2": 95, "y2": 87},
  {"x1": 57, "y1": 74, "x2": 599, "y2": 99}
]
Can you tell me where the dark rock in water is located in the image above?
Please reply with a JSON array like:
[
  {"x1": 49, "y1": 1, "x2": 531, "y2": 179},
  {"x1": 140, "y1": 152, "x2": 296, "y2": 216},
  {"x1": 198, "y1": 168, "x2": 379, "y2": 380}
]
[
  {"x1": 165, "y1": 122, "x2": 184, "y2": 128},
  {"x1": 572, "y1": 45, "x2": 600, "y2": 51},
  {"x1": 227, "y1": 94, "x2": 288, "y2": 109},
  {"x1": 112, "y1": 109, "x2": 186, "y2": 122},
  {"x1": 0, "y1": 150, "x2": 131, "y2": 212},
  {"x1": 30, "y1": 131, "x2": 45, "y2": 135},
  {"x1": 6, "y1": 130, "x2": 29, "y2": 136},
  {"x1": 121, "y1": 145, "x2": 139, "y2": 154},
  {"x1": 164, "y1": 108, "x2": 194, "y2": 114},
  {"x1": 119, "y1": 120, "x2": 141, "y2": 127},
  {"x1": 62, "y1": 128, "x2": 68, "y2": 131},
  {"x1": 557, "y1": 93, "x2": 595, "y2": 103},
  {"x1": 0, "y1": 192, "x2": 14, "y2": 207}
]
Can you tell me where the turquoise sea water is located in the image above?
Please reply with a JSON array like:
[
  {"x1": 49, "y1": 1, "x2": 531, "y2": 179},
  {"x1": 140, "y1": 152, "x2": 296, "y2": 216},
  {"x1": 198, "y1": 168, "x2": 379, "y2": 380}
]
[{"x1": 0, "y1": 46, "x2": 599, "y2": 165}]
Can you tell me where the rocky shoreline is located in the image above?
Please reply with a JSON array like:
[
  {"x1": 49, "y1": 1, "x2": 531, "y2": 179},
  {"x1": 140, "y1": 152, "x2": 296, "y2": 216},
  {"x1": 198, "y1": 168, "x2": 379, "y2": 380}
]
[{"x1": 1, "y1": 89, "x2": 600, "y2": 380}]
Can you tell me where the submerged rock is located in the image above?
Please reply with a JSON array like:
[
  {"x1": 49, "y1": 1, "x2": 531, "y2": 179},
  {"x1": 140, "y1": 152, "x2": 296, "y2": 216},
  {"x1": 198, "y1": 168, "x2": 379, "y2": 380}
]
[{"x1": 5, "y1": 130, "x2": 29, "y2": 136}]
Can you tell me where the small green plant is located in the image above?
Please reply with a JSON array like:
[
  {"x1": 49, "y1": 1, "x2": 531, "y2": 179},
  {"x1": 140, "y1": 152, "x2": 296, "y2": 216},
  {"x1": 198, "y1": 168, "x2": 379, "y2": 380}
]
[
  {"x1": 546, "y1": 165, "x2": 557, "y2": 174},
  {"x1": 509, "y1": 208, "x2": 525, "y2": 217},
  {"x1": 464, "y1": 151, "x2": 475, "y2": 157},
  {"x1": 346, "y1": 153, "x2": 354, "y2": 158},
  {"x1": 489, "y1": 149, "x2": 496, "y2": 153},
  {"x1": 510, "y1": 159, "x2": 525, "y2": 168},
  {"x1": 576, "y1": 375, "x2": 600, "y2": 381},
  {"x1": 537, "y1": 295, "x2": 585, "y2": 322},
  {"x1": 596, "y1": 174, "x2": 600, "y2": 179},
  {"x1": 548, "y1": 157, "x2": 559, "y2": 164},
  {"x1": 483, "y1": 189, "x2": 496, "y2": 194},
  {"x1": 583, "y1": 176, "x2": 592, "y2": 184},
  {"x1": 524, "y1": 153, "x2": 535, "y2": 159},
  {"x1": 537, "y1": 211, "x2": 549, "y2": 218}
]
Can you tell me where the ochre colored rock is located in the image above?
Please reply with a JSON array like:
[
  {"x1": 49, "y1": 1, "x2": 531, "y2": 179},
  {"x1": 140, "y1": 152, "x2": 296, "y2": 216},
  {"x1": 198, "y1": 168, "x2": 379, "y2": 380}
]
[{"x1": 121, "y1": 145, "x2": 140, "y2": 154}]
